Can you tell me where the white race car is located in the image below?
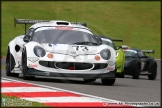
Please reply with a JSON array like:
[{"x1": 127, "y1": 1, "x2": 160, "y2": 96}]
[{"x1": 6, "y1": 18, "x2": 116, "y2": 85}]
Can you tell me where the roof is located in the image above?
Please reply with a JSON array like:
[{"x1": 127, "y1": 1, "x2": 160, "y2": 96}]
[
  {"x1": 14, "y1": 18, "x2": 90, "y2": 34},
  {"x1": 29, "y1": 20, "x2": 88, "y2": 30}
]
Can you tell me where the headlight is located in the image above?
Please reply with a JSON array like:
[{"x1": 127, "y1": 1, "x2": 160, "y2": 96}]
[
  {"x1": 34, "y1": 46, "x2": 46, "y2": 57},
  {"x1": 116, "y1": 52, "x2": 119, "y2": 58},
  {"x1": 100, "y1": 49, "x2": 111, "y2": 60}
]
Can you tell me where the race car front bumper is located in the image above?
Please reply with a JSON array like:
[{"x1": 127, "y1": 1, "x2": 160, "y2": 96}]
[{"x1": 26, "y1": 68, "x2": 116, "y2": 79}]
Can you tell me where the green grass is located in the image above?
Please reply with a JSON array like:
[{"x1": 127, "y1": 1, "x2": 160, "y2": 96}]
[
  {"x1": 1, "y1": 94, "x2": 49, "y2": 107},
  {"x1": 1, "y1": 1, "x2": 161, "y2": 58}
]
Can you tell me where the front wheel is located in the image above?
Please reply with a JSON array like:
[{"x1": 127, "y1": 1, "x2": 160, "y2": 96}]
[
  {"x1": 117, "y1": 71, "x2": 125, "y2": 78},
  {"x1": 116, "y1": 63, "x2": 125, "y2": 78},
  {"x1": 21, "y1": 48, "x2": 28, "y2": 80},
  {"x1": 148, "y1": 65, "x2": 157, "y2": 80},
  {"x1": 21, "y1": 48, "x2": 35, "y2": 80},
  {"x1": 132, "y1": 64, "x2": 140, "y2": 79},
  {"x1": 101, "y1": 78, "x2": 116, "y2": 85}
]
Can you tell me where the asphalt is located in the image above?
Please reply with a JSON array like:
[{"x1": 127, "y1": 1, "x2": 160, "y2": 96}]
[{"x1": 1, "y1": 59, "x2": 161, "y2": 104}]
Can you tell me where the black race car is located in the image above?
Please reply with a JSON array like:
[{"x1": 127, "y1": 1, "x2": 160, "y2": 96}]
[{"x1": 123, "y1": 48, "x2": 157, "y2": 80}]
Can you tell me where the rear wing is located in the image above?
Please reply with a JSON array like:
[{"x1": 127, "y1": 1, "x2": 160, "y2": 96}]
[
  {"x1": 112, "y1": 39, "x2": 123, "y2": 43},
  {"x1": 14, "y1": 18, "x2": 87, "y2": 34},
  {"x1": 14, "y1": 18, "x2": 49, "y2": 34},
  {"x1": 112, "y1": 39, "x2": 123, "y2": 48},
  {"x1": 112, "y1": 39, "x2": 123, "y2": 47},
  {"x1": 141, "y1": 50, "x2": 155, "y2": 54},
  {"x1": 14, "y1": 18, "x2": 49, "y2": 27}
]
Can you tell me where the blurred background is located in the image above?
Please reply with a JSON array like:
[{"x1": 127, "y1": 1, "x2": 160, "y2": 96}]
[{"x1": 1, "y1": 1, "x2": 161, "y2": 58}]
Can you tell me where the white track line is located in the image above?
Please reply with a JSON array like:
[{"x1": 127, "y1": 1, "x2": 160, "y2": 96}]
[
  {"x1": 2, "y1": 87, "x2": 57, "y2": 93},
  {"x1": 21, "y1": 97, "x2": 104, "y2": 103},
  {"x1": 1, "y1": 79, "x2": 12, "y2": 82}
]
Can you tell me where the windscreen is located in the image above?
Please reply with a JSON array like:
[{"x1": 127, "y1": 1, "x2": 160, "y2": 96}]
[
  {"x1": 31, "y1": 29, "x2": 97, "y2": 44},
  {"x1": 124, "y1": 50, "x2": 138, "y2": 57},
  {"x1": 101, "y1": 39, "x2": 116, "y2": 50}
]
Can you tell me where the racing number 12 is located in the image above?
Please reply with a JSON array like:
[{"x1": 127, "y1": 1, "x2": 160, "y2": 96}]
[{"x1": 72, "y1": 46, "x2": 88, "y2": 51}]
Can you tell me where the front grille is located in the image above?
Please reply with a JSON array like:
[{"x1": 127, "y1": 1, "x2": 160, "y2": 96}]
[
  {"x1": 39, "y1": 61, "x2": 57, "y2": 68},
  {"x1": 39, "y1": 61, "x2": 107, "y2": 70},
  {"x1": 55, "y1": 62, "x2": 93, "y2": 70},
  {"x1": 92, "y1": 63, "x2": 107, "y2": 70}
]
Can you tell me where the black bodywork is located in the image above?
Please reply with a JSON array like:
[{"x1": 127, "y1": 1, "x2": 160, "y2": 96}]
[{"x1": 123, "y1": 48, "x2": 157, "y2": 80}]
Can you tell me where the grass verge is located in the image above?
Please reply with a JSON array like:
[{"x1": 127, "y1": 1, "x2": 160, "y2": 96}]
[{"x1": 1, "y1": 94, "x2": 49, "y2": 107}]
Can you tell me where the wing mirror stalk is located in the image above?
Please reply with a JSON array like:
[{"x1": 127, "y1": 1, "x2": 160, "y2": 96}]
[{"x1": 23, "y1": 35, "x2": 30, "y2": 42}]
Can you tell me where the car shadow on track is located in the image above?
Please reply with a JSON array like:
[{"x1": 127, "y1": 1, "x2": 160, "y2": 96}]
[
  {"x1": 123, "y1": 75, "x2": 160, "y2": 81},
  {"x1": 12, "y1": 76, "x2": 134, "y2": 87},
  {"x1": 15, "y1": 76, "x2": 104, "y2": 85}
]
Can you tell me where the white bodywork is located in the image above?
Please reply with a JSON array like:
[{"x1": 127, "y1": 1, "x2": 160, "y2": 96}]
[{"x1": 8, "y1": 20, "x2": 116, "y2": 75}]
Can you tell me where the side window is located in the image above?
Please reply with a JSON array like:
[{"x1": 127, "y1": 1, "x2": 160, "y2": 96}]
[
  {"x1": 26, "y1": 28, "x2": 34, "y2": 36},
  {"x1": 138, "y1": 51, "x2": 145, "y2": 57},
  {"x1": 25, "y1": 28, "x2": 34, "y2": 42}
]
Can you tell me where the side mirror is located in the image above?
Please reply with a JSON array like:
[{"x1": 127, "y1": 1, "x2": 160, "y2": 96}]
[
  {"x1": 23, "y1": 35, "x2": 30, "y2": 42},
  {"x1": 95, "y1": 37, "x2": 102, "y2": 45}
]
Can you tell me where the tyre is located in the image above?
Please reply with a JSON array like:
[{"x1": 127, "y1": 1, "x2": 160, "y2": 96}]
[
  {"x1": 132, "y1": 64, "x2": 140, "y2": 79},
  {"x1": 6, "y1": 48, "x2": 19, "y2": 77},
  {"x1": 117, "y1": 63, "x2": 125, "y2": 78},
  {"x1": 117, "y1": 71, "x2": 124, "y2": 78},
  {"x1": 148, "y1": 65, "x2": 157, "y2": 80},
  {"x1": 21, "y1": 48, "x2": 28, "y2": 80},
  {"x1": 21, "y1": 48, "x2": 35, "y2": 80},
  {"x1": 83, "y1": 78, "x2": 96, "y2": 83},
  {"x1": 101, "y1": 78, "x2": 116, "y2": 85}
]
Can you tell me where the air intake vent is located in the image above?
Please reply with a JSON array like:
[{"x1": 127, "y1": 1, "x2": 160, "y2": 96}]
[{"x1": 56, "y1": 22, "x2": 69, "y2": 25}]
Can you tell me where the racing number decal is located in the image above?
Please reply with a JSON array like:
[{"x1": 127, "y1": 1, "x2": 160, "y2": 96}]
[
  {"x1": 80, "y1": 46, "x2": 88, "y2": 51},
  {"x1": 72, "y1": 46, "x2": 79, "y2": 51},
  {"x1": 72, "y1": 46, "x2": 88, "y2": 51}
]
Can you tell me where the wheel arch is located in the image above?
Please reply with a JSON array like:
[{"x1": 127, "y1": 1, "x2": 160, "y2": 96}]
[
  {"x1": 132, "y1": 58, "x2": 141, "y2": 70},
  {"x1": 6, "y1": 46, "x2": 16, "y2": 71},
  {"x1": 153, "y1": 61, "x2": 157, "y2": 70},
  {"x1": 24, "y1": 42, "x2": 42, "y2": 57},
  {"x1": 138, "y1": 62, "x2": 141, "y2": 69}
]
